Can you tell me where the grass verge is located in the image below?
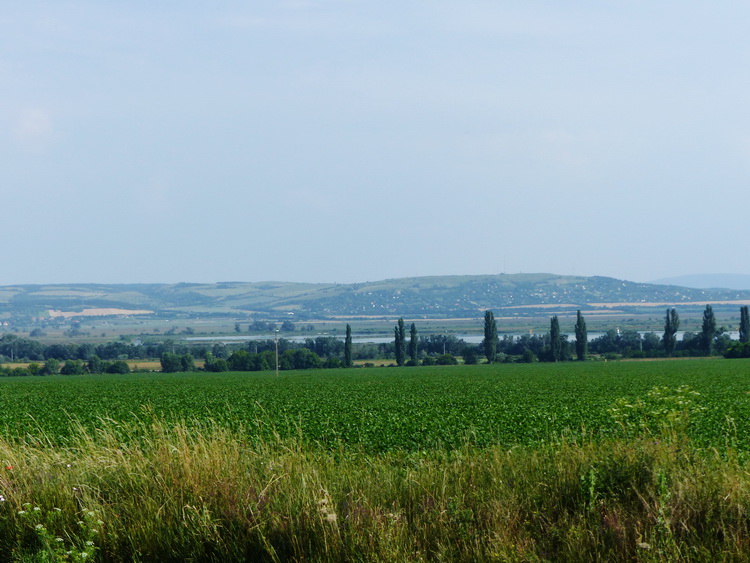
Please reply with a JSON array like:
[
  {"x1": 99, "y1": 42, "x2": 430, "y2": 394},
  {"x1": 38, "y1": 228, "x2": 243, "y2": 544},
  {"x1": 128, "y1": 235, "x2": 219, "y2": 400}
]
[{"x1": 0, "y1": 417, "x2": 748, "y2": 562}]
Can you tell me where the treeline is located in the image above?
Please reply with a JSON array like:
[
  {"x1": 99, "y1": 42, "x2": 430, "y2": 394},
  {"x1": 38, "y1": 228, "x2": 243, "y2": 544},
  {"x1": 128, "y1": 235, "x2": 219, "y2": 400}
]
[
  {"x1": 201, "y1": 334, "x2": 465, "y2": 373},
  {"x1": 0, "y1": 357, "x2": 131, "y2": 377},
  {"x1": 479, "y1": 304, "x2": 750, "y2": 362},
  {"x1": 2, "y1": 304, "x2": 749, "y2": 376},
  {"x1": 0, "y1": 334, "x2": 171, "y2": 363}
]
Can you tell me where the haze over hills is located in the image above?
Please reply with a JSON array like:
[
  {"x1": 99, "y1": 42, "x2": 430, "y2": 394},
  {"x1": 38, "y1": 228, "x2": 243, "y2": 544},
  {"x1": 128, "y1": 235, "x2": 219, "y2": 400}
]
[
  {"x1": 650, "y1": 274, "x2": 750, "y2": 291},
  {"x1": 1, "y1": 274, "x2": 750, "y2": 321}
]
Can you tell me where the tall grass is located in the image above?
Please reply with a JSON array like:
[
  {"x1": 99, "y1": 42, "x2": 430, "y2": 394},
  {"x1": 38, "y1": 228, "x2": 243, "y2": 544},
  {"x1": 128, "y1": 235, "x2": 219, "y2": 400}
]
[{"x1": 0, "y1": 414, "x2": 749, "y2": 562}]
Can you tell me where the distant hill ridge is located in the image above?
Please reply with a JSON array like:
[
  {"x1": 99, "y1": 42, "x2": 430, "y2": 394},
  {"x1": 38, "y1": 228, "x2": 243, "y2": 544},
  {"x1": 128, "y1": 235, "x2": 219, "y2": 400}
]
[
  {"x1": 651, "y1": 274, "x2": 750, "y2": 291},
  {"x1": 2, "y1": 274, "x2": 750, "y2": 320}
]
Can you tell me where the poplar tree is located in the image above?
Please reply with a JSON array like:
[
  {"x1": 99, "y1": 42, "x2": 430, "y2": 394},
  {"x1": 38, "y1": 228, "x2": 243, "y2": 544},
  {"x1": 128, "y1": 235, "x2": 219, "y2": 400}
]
[
  {"x1": 394, "y1": 318, "x2": 406, "y2": 366},
  {"x1": 701, "y1": 304, "x2": 717, "y2": 355},
  {"x1": 483, "y1": 310, "x2": 497, "y2": 363},
  {"x1": 740, "y1": 306, "x2": 750, "y2": 344},
  {"x1": 344, "y1": 324, "x2": 352, "y2": 367},
  {"x1": 550, "y1": 315, "x2": 562, "y2": 362},
  {"x1": 409, "y1": 323, "x2": 418, "y2": 363},
  {"x1": 574, "y1": 310, "x2": 587, "y2": 361},
  {"x1": 663, "y1": 308, "x2": 679, "y2": 356}
]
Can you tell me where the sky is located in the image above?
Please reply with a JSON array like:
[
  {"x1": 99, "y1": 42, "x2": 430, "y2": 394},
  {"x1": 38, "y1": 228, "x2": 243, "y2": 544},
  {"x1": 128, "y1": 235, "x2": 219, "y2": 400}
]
[{"x1": 2, "y1": 1, "x2": 749, "y2": 286}]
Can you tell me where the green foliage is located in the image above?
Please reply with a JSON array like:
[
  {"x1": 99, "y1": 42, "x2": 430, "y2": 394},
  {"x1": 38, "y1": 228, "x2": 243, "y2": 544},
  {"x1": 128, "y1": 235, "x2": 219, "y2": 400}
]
[
  {"x1": 86, "y1": 356, "x2": 103, "y2": 374},
  {"x1": 13, "y1": 504, "x2": 100, "y2": 562},
  {"x1": 227, "y1": 349, "x2": 273, "y2": 371},
  {"x1": 662, "y1": 308, "x2": 680, "y2": 356},
  {"x1": 106, "y1": 360, "x2": 130, "y2": 374},
  {"x1": 574, "y1": 310, "x2": 587, "y2": 361},
  {"x1": 408, "y1": 323, "x2": 418, "y2": 363},
  {"x1": 180, "y1": 353, "x2": 195, "y2": 372},
  {"x1": 483, "y1": 310, "x2": 497, "y2": 363},
  {"x1": 344, "y1": 324, "x2": 352, "y2": 368},
  {"x1": 549, "y1": 315, "x2": 562, "y2": 362},
  {"x1": 435, "y1": 353, "x2": 458, "y2": 365},
  {"x1": 394, "y1": 318, "x2": 406, "y2": 367},
  {"x1": 724, "y1": 341, "x2": 750, "y2": 358},
  {"x1": 740, "y1": 306, "x2": 749, "y2": 344},
  {"x1": 161, "y1": 352, "x2": 195, "y2": 373},
  {"x1": 281, "y1": 348, "x2": 323, "y2": 370},
  {"x1": 60, "y1": 360, "x2": 85, "y2": 376},
  {"x1": 0, "y1": 359, "x2": 748, "y2": 452},
  {"x1": 2, "y1": 414, "x2": 750, "y2": 561},
  {"x1": 160, "y1": 352, "x2": 182, "y2": 373},
  {"x1": 462, "y1": 345, "x2": 479, "y2": 365},
  {"x1": 40, "y1": 359, "x2": 60, "y2": 376},
  {"x1": 608, "y1": 385, "x2": 706, "y2": 438},
  {"x1": 324, "y1": 357, "x2": 342, "y2": 369},
  {"x1": 701, "y1": 304, "x2": 717, "y2": 355},
  {"x1": 204, "y1": 353, "x2": 229, "y2": 372}
]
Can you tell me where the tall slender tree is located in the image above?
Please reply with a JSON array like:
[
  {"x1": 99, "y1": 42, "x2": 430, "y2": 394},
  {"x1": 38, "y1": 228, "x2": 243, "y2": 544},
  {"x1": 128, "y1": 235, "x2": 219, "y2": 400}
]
[
  {"x1": 394, "y1": 318, "x2": 406, "y2": 366},
  {"x1": 740, "y1": 306, "x2": 750, "y2": 344},
  {"x1": 663, "y1": 308, "x2": 679, "y2": 356},
  {"x1": 409, "y1": 322, "x2": 418, "y2": 363},
  {"x1": 701, "y1": 304, "x2": 717, "y2": 355},
  {"x1": 344, "y1": 323, "x2": 352, "y2": 367},
  {"x1": 574, "y1": 310, "x2": 587, "y2": 361},
  {"x1": 550, "y1": 315, "x2": 562, "y2": 362},
  {"x1": 483, "y1": 310, "x2": 498, "y2": 363}
]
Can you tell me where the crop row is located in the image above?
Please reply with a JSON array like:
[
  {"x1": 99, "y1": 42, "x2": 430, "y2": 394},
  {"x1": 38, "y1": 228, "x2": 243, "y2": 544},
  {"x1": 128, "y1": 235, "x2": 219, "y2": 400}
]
[{"x1": 0, "y1": 359, "x2": 748, "y2": 452}]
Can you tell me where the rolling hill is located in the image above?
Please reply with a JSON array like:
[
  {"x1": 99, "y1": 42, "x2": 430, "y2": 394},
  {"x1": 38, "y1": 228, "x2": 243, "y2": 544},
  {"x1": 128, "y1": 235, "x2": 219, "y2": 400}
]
[
  {"x1": 651, "y1": 274, "x2": 750, "y2": 291},
  {"x1": 1, "y1": 274, "x2": 749, "y2": 320}
]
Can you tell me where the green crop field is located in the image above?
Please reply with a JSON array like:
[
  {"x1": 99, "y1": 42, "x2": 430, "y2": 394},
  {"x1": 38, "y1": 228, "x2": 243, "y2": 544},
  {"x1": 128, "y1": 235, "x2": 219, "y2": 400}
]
[
  {"x1": 2, "y1": 358, "x2": 749, "y2": 452},
  {"x1": 2, "y1": 359, "x2": 750, "y2": 561}
]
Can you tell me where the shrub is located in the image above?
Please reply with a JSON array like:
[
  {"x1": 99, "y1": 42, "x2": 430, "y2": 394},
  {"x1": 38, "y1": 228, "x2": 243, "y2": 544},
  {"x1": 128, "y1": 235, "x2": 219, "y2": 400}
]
[
  {"x1": 60, "y1": 359, "x2": 86, "y2": 375},
  {"x1": 436, "y1": 354, "x2": 458, "y2": 365},
  {"x1": 107, "y1": 360, "x2": 130, "y2": 374},
  {"x1": 462, "y1": 346, "x2": 479, "y2": 365}
]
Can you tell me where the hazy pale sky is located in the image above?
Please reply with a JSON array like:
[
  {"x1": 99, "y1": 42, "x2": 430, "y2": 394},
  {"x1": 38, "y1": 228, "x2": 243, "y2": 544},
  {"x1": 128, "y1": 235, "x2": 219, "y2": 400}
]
[{"x1": 2, "y1": 2, "x2": 749, "y2": 285}]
